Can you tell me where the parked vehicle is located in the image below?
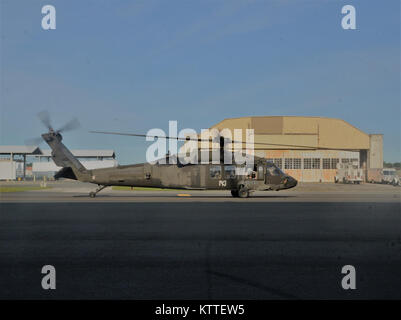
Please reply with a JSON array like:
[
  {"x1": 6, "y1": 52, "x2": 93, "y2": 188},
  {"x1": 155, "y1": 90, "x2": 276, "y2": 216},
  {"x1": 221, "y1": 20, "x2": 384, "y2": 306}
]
[
  {"x1": 368, "y1": 168, "x2": 400, "y2": 186},
  {"x1": 382, "y1": 168, "x2": 400, "y2": 186},
  {"x1": 335, "y1": 162, "x2": 363, "y2": 184}
]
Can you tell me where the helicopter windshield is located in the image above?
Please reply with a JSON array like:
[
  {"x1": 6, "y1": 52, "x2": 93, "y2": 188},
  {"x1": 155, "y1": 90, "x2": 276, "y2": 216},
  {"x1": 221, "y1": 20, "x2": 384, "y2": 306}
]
[{"x1": 266, "y1": 163, "x2": 283, "y2": 176}]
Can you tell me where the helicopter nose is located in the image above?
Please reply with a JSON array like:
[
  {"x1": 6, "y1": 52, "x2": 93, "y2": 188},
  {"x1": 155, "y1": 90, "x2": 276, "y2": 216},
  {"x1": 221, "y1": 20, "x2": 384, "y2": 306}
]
[{"x1": 285, "y1": 176, "x2": 298, "y2": 188}]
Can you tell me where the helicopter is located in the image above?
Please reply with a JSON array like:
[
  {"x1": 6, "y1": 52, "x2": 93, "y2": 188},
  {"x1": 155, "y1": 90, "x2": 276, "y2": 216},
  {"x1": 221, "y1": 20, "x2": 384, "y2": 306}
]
[{"x1": 33, "y1": 112, "x2": 298, "y2": 198}]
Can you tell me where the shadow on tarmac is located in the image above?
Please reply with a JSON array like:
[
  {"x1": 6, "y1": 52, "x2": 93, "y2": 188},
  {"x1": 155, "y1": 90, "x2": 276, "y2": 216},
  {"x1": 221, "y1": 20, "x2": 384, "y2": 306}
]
[{"x1": 72, "y1": 194, "x2": 297, "y2": 199}]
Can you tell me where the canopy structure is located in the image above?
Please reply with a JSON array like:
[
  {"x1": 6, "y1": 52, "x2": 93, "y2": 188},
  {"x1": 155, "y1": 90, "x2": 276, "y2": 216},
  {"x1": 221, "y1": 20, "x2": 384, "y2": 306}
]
[
  {"x1": 0, "y1": 146, "x2": 43, "y2": 179},
  {"x1": 0, "y1": 146, "x2": 43, "y2": 155}
]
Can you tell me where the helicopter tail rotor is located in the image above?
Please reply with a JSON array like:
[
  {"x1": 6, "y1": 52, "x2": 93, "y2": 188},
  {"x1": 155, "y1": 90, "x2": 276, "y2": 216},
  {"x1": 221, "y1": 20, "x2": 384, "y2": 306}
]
[{"x1": 25, "y1": 110, "x2": 81, "y2": 146}]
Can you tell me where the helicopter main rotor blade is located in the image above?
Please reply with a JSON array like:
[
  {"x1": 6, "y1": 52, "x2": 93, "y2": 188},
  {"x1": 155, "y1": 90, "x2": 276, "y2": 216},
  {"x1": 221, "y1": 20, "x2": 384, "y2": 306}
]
[
  {"x1": 90, "y1": 131, "x2": 357, "y2": 151},
  {"x1": 38, "y1": 110, "x2": 53, "y2": 131},
  {"x1": 89, "y1": 131, "x2": 217, "y2": 142},
  {"x1": 225, "y1": 140, "x2": 357, "y2": 151},
  {"x1": 231, "y1": 141, "x2": 358, "y2": 151},
  {"x1": 57, "y1": 117, "x2": 80, "y2": 133}
]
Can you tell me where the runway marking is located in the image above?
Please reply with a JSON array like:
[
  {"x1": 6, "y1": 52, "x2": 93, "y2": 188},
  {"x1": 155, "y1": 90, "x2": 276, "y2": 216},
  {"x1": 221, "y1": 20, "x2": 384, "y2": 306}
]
[{"x1": 177, "y1": 194, "x2": 191, "y2": 197}]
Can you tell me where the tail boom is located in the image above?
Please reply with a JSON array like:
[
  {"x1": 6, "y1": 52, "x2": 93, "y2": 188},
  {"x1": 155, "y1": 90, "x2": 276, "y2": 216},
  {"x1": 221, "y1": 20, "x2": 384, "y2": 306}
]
[{"x1": 42, "y1": 131, "x2": 91, "y2": 182}]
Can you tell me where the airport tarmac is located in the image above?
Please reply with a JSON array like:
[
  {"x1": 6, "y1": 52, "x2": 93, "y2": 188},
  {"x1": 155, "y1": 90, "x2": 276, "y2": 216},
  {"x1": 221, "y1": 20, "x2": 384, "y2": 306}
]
[
  {"x1": 1, "y1": 180, "x2": 400, "y2": 203},
  {"x1": 0, "y1": 182, "x2": 400, "y2": 299}
]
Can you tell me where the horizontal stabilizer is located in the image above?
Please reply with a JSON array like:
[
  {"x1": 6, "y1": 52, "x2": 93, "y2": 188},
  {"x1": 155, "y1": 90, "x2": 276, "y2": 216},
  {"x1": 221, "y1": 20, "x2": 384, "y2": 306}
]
[{"x1": 54, "y1": 167, "x2": 77, "y2": 180}]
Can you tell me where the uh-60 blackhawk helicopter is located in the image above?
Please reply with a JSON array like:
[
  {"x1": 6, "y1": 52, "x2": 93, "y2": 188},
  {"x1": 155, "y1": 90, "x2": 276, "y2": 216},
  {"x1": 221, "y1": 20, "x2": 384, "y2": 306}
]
[{"x1": 33, "y1": 112, "x2": 298, "y2": 198}]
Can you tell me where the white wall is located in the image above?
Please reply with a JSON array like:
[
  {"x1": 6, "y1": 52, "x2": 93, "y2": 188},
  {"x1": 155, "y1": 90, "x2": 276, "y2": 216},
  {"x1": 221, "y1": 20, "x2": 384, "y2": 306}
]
[{"x1": 0, "y1": 161, "x2": 16, "y2": 180}]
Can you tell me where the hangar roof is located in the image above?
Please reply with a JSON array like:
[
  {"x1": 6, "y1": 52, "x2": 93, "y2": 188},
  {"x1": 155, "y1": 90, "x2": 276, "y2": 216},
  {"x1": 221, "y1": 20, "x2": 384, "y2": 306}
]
[
  {"x1": 0, "y1": 146, "x2": 115, "y2": 158},
  {"x1": 209, "y1": 116, "x2": 371, "y2": 150},
  {"x1": 0, "y1": 146, "x2": 43, "y2": 155}
]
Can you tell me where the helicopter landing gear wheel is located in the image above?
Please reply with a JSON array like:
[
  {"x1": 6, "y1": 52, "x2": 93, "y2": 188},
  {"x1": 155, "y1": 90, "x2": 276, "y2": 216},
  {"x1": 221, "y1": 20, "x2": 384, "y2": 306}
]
[
  {"x1": 89, "y1": 185, "x2": 108, "y2": 198},
  {"x1": 238, "y1": 186, "x2": 249, "y2": 198},
  {"x1": 231, "y1": 190, "x2": 239, "y2": 197}
]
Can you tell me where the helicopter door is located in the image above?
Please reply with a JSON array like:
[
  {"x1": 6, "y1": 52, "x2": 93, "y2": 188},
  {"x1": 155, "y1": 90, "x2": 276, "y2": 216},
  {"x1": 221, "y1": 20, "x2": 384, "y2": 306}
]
[
  {"x1": 265, "y1": 163, "x2": 282, "y2": 185},
  {"x1": 257, "y1": 164, "x2": 264, "y2": 180}
]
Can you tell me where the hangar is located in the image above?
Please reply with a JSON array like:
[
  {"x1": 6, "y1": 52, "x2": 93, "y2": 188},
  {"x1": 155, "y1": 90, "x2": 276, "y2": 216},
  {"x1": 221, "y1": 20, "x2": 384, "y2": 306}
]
[{"x1": 208, "y1": 116, "x2": 382, "y2": 182}]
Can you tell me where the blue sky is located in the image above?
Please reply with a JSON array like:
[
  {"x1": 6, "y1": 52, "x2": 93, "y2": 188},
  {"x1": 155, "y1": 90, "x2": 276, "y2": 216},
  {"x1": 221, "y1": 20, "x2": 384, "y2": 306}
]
[{"x1": 1, "y1": 0, "x2": 400, "y2": 163}]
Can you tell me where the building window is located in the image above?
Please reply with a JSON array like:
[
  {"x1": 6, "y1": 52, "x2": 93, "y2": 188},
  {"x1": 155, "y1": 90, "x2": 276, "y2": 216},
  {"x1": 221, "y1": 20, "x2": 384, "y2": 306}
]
[
  {"x1": 323, "y1": 158, "x2": 331, "y2": 169},
  {"x1": 312, "y1": 158, "x2": 320, "y2": 169},
  {"x1": 304, "y1": 158, "x2": 312, "y2": 169},
  {"x1": 284, "y1": 158, "x2": 293, "y2": 169},
  {"x1": 351, "y1": 158, "x2": 359, "y2": 164},
  {"x1": 293, "y1": 158, "x2": 301, "y2": 169},
  {"x1": 331, "y1": 158, "x2": 339, "y2": 169},
  {"x1": 341, "y1": 158, "x2": 349, "y2": 164}
]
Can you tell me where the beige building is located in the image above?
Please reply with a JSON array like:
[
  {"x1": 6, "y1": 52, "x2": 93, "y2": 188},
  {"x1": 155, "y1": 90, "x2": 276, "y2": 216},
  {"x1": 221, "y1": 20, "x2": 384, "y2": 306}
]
[{"x1": 200, "y1": 116, "x2": 382, "y2": 182}]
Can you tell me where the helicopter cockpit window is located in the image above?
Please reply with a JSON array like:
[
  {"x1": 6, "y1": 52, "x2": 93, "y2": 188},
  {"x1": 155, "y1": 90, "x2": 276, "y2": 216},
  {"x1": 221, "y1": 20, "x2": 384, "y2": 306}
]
[
  {"x1": 266, "y1": 164, "x2": 282, "y2": 176},
  {"x1": 210, "y1": 165, "x2": 222, "y2": 179},
  {"x1": 224, "y1": 165, "x2": 236, "y2": 179}
]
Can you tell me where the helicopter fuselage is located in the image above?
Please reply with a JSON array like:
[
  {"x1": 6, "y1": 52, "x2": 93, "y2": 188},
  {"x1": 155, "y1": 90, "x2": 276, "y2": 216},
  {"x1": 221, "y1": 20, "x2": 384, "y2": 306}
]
[{"x1": 83, "y1": 160, "x2": 297, "y2": 192}]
